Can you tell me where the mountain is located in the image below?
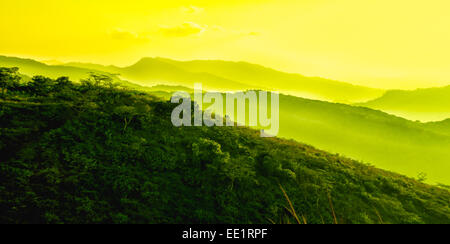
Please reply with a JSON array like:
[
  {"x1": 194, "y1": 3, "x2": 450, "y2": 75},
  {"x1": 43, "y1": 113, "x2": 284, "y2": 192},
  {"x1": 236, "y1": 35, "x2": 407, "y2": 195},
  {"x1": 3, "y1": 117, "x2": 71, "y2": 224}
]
[
  {"x1": 359, "y1": 86, "x2": 450, "y2": 122},
  {"x1": 192, "y1": 92, "x2": 450, "y2": 184},
  {"x1": 424, "y1": 119, "x2": 450, "y2": 136},
  {"x1": 156, "y1": 58, "x2": 386, "y2": 103},
  {"x1": 121, "y1": 58, "x2": 256, "y2": 91},
  {"x1": 1, "y1": 78, "x2": 449, "y2": 224},
  {"x1": 66, "y1": 57, "x2": 385, "y2": 103},
  {"x1": 274, "y1": 95, "x2": 450, "y2": 184},
  {"x1": 0, "y1": 56, "x2": 107, "y2": 82},
  {"x1": 0, "y1": 55, "x2": 185, "y2": 92},
  {"x1": 2, "y1": 55, "x2": 449, "y2": 183},
  {"x1": 65, "y1": 59, "x2": 262, "y2": 91}
]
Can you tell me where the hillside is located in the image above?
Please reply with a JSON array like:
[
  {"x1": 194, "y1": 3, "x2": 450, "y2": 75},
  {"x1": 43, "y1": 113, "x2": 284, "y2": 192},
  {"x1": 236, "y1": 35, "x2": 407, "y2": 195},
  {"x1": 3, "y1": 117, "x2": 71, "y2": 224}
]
[
  {"x1": 0, "y1": 72, "x2": 449, "y2": 224},
  {"x1": 276, "y1": 95, "x2": 450, "y2": 185},
  {"x1": 155, "y1": 91, "x2": 450, "y2": 185},
  {"x1": 65, "y1": 57, "x2": 384, "y2": 103},
  {"x1": 424, "y1": 119, "x2": 450, "y2": 137},
  {"x1": 359, "y1": 86, "x2": 450, "y2": 122},
  {"x1": 2, "y1": 56, "x2": 450, "y2": 183}
]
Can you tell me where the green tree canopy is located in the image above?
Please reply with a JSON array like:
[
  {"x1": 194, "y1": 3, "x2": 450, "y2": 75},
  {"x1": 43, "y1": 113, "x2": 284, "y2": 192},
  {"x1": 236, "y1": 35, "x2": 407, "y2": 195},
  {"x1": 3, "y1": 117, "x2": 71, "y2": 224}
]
[{"x1": 0, "y1": 67, "x2": 21, "y2": 96}]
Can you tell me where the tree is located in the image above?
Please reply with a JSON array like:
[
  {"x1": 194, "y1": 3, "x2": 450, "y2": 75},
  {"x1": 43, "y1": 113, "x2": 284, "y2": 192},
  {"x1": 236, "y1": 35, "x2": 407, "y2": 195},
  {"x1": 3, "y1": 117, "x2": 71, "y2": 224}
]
[
  {"x1": 55, "y1": 77, "x2": 72, "y2": 89},
  {"x1": 417, "y1": 172, "x2": 427, "y2": 182},
  {"x1": 82, "y1": 73, "x2": 116, "y2": 89},
  {"x1": 0, "y1": 67, "x2": 21, "y2": 96},
  {"x1": 29, "y1": 76, "x2": 54, "y2": 96},
  {"x1": 113, "y1": 105, "x2": 139, "y2": 132}
]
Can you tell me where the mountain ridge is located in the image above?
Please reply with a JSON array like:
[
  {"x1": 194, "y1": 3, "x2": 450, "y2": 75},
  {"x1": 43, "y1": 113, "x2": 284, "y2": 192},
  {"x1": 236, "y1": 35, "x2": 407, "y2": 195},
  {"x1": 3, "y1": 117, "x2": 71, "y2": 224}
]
[
  {"x1": 269, "y1": 94, "x2": 450, "y2": 184},
  {"x1": 1, "y1": 55, "x2": 450, "y2": 183},
  {"x1": 63, "y1": 56, "x2": 384, "y2": 103},
  {"x1": 359, "y1": 86, "x2": 450, "y2": 121}
]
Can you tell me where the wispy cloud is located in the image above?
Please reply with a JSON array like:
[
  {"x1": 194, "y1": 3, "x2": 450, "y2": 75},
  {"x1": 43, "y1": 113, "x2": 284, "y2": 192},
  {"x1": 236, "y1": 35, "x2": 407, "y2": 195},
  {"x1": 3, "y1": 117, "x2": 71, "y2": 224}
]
[
  {"x1": 210, "y1": 25, "x2": 260, "y2": 37},
  {"x1": 181, "y1": 6, "x2": 204, "y2": 14},
  {"x1": 158, "y1": 22, "x2": 205, "y2": 37},
  {"x1": 109, "y1": 29, "x2": 150, "y2": 42}
]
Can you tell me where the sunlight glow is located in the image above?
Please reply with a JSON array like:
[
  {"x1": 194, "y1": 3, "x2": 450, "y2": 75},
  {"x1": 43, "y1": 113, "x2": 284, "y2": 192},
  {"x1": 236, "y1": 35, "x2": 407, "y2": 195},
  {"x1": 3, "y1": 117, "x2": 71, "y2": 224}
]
[{"x1": 1, "y1": 0, "x2": 450, "y2": 89}]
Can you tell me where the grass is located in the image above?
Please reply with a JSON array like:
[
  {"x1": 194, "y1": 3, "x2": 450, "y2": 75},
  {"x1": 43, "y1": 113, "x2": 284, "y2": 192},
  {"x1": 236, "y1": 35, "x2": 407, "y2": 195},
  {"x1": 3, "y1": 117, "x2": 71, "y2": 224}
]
[{"x1": 280, "y1": 185, "x2": 343, "y2": 224}]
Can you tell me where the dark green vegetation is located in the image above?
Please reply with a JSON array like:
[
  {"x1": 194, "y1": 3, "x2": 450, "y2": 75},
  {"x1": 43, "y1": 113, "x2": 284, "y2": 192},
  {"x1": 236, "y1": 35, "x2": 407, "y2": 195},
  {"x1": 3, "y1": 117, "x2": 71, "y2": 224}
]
[
  {"x1": 2, "y1": 55, "x2": 450, "y2": 184},
  {"x1": 360, "y1": 86, "x2": 450, "y2": 122},
  {"x1": 1, "y1": 69, "x2": 449, "y2": 224}
]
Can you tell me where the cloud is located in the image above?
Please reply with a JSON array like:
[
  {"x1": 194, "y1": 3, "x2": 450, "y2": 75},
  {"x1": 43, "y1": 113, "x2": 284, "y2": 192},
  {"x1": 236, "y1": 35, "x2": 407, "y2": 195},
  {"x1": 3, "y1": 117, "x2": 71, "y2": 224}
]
[
  {"x1": 109, "y1": 29, "x2": 150, "y2": 42},
  {"x1": 155, "y1": 22, "x2": 258, "y2": 39},
  {"x1": 181, "y1": 6, "x2": 204, "y2": 14},
  {"x1": 158, "y1": 22, "x2": 205, "y2": 37},
  {"x1": 210, "y1": 25, "x2": 260, "y2": 37}
]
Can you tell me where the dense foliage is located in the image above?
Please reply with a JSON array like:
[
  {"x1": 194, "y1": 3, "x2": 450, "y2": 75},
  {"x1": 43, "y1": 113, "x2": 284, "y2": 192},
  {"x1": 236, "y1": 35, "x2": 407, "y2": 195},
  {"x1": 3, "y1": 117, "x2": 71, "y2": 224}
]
[
  {"x1": 0, "y1": 69, "x2": 449, "y2": 224},
  {"x1": 3, "y1": 56, "x2": 450, "y2": 184}
]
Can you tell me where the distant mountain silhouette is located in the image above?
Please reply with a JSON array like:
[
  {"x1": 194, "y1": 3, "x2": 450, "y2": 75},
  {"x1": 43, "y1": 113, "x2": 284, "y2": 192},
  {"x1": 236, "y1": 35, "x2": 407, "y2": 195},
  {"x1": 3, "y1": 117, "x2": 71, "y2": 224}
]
[
  {"x1": 0, "y1": 56, "x2": 108, "y2": 82},
  {"x1": 274, "y1": 94, "x2": 450, "y2": 184},
  {"x1": 360, "y1": 86, "x2": 450, "y2": 121},
  {"x1": 1, "y1": 55, "x2": 386, "y2": 103},
  {"x1": 66, "y1": 57, "x2": 385, "y2": 103},
  {"x1": 424, "y1": 119, "x2": 450, "y2": 136},
  {"x1": 0, "y1": 55, "x2": 187, "y2": 91}
]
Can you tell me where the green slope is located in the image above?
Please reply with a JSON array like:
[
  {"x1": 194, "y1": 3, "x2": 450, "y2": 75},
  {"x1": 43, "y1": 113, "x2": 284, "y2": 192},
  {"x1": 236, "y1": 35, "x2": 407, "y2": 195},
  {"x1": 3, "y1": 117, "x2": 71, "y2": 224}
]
[
  {"x1": 66, "y1": 57, "x2": 385, "y2": 103},
  {"x1": 2, "y1": 56, "x2": 449, "y2": 184},
  {"x1": 359, "y1": 86, "x2": 450, "y2": 122},
  {"x1": 424, "y1": 119, "x2": 450, "y2": 136},
  {"x1": 1, "y1": 78, "x2": 449, "y2": 224},
  {"x1": 276, "y1": 95, "x2": 450, "y2": 185},
  {"x1": 192, "y1": 92, "x2": 450, "y2": 185}
]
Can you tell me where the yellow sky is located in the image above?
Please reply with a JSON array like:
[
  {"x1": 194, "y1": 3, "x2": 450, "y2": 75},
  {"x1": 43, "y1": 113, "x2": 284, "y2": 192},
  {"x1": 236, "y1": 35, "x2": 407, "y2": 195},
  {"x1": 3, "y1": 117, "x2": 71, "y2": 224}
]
[{"x1": 1, "y1": 0, "x2": 450, "y2": 89}]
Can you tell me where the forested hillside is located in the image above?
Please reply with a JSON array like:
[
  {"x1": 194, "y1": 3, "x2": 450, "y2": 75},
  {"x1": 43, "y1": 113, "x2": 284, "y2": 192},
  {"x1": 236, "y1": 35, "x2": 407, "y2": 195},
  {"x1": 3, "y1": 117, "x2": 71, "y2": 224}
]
[
  {"x1": 1, "y1": 68, "x2": 449, "y2": 224},
  {"x1": 156, "y1": 91, "x2": 450, "y2": 185}
]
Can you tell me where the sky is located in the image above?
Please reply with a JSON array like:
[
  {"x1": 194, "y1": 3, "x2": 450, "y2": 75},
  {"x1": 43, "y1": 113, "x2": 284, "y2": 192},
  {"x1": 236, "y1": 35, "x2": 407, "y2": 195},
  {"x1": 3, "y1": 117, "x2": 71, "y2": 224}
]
[{"x1": 1, "y1": 0, "x2": 450, "y2": 89}]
